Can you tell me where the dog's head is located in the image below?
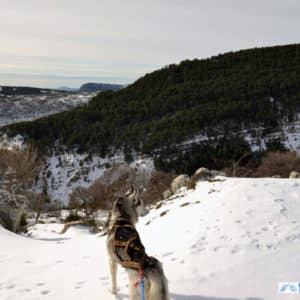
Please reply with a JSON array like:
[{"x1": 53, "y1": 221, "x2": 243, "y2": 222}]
[
  {"x1": 125, "y1": 186, "x2": 148, "y2": 217},
  {"x1": 112, "y1": 186, "x2": 148, "y2": 224}
]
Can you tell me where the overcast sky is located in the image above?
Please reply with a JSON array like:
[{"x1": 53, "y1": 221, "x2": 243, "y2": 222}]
[{"x1": 0, "y1": 0, "x2": 299, "y2": 88}]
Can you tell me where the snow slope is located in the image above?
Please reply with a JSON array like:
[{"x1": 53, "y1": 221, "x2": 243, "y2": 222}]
[
  {"x1": 38, "y1": 153, "x2": 154, "y2": 203},
  {"x1": 39, "y1": 152, "x2": 125, "y2": 203},
  {"x1": 178, "y1": 116, "x2": 300, "y2": 154},
  {"x1": 0, "y1": 91, "x2": 96, "y2": 127},
  {"x1": 1, "y1": 178, "x2": 300, "y2": 300},
  {"x1": 0, "y1": 135, "x2": 154, "y2": 203}
]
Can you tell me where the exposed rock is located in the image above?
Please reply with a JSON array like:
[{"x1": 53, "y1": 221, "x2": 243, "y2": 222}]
[
  {"x1": 0, "y1": 189, "x2": 27, "y2": 232},
  {"x1": 210, "y1": 170, "x2": 227, "y2": 177},
  {"x1": 171, "y1": 174, "x2": 190, "y2": 194},
  {"x1": 194, "y1": 167, "x2": 226, "y2": 180},
  {"x1": 195, "y1": 167, "x2": 212, "y2": 179},
  {"x1": 289, "y1": 171, "x2": 300, "y2": 178},
  {"x1": 163, "y1": 189, "x2": 172, "y2": 200}
]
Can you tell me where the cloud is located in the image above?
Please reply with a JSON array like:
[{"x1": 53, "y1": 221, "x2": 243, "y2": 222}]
[{"x1": 0, "y1": 0, "x2": 299, "y2": 88}]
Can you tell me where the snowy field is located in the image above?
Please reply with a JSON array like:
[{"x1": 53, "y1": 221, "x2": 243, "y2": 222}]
[{"x1": 1, "y1": 178, "x2": 300, "y2": 300}]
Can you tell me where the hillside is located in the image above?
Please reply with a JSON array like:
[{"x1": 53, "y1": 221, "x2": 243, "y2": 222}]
[
  {"x1": 1, "y1": 178, "x2": 300, "y2": 300},
  {"x1": 0, "y1": 85, "x2": 54, "y2": 96},
  {"x1": 3, "y1": 44, "x2": 300, "y2": 173},
  {"x1": 0, "y1": 91, "x2": 97, "y2": 127}
]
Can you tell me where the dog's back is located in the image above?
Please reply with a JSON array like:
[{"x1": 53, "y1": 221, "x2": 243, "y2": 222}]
[{"x1": 109, "y1": 218, "x2": 148, "y2": 269}]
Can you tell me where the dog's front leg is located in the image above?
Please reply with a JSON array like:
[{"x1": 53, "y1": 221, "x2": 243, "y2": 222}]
[{"x1": 109, "y1": 258, "x2": 118, "y2": 294}]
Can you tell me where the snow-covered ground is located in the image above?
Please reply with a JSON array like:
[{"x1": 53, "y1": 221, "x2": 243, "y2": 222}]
[
  {"x1": 1, "y1": 178, "x2": 300, "y2": 300},
  {"x1": 0, "y1": 91, "x2": 96, "y2": 127}
]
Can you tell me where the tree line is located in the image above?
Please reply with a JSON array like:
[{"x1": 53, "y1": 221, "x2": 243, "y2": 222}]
[{"x1": 3, "y1": 43, "x2": 300, "y2": 173}]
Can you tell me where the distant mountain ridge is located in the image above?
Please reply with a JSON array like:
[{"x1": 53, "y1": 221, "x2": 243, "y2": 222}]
[
  {"x1": 56, "y1": 86, "x2": 79, "y2": 92},
  {"x1": 79, "y1": 82, "x2": 124, "y2": 92},
  {"x1": 0, "y1": 83, "x2": 124, "y2": 95},
  {"x1": 0, "y1": 85, "x2": 54, "y2": 96}
]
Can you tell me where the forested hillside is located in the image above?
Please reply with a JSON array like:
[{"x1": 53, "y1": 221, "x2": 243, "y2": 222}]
[
  {"x1": 0, "y1": 86, "x2": 54, "y2": 95},
  {"x1": 3, "y1": 44, "x2": 300, "y2": 173}
]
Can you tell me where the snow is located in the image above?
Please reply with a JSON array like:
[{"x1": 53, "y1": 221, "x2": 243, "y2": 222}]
[
  {"x1": 38, "y1": 151, "x2": 154, "y2": 203},
  {"x1": 1, "y1": 177, "x2": 300, "y2": 300},
  {"x1": 0, "y1": 91, "x2": 96, "y2": 127},
  {"x1": 0, "y1": 134, "x2": 25, "y2": 150},
  {"x1": 282, "y1": 116, "x2": 300, "y2": 150},
  {"x1": 0, "y1": 135, "x2": 154, "y2": 204},
  {"x1": 41, "y1": 152, "x2": 124, "y2": 202},
  {"x1": 178, "y1": 112, "x2": 300, "y2": 153}
]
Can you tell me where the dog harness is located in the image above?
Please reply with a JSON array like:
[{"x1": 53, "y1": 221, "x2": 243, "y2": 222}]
[{"x1": 111, "y1": 219, "x2": 148, "y2": 270}]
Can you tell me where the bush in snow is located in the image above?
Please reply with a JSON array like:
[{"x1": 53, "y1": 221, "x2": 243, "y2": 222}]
[
  {"x1": 256, "y1": 151, "x2": 300, "y2": 178},
  {"x1": 0, "y1": 145, "x2": 42, "y2": 193},
  {"x1": 64, "y1": 211, "x2": 83, "y2": 223},
  {"x1": 141, "y1": 170, "x2": 175, "y2": 204},
  {"x1": 69, "y1": 186, "x2": 104, "y2": 216},
  {"x1": 27, "y1": 192, "x2": 51, "y2": 224}
]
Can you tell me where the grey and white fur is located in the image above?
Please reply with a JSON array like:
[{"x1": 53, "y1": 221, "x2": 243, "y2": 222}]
[{"x1": 106, "y1": 186, "x2": 170, "y2": 300}]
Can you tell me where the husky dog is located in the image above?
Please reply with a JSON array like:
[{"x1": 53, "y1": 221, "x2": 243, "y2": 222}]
[{"x1": 106, "y1": 186, "x2": 170, "y2": 300}]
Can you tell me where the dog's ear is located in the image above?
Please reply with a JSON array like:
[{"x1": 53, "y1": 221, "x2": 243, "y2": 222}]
[
  {"x1": 125, "y1": 186, "x2": 135, "y2": 197},
  {"x1": 133, "y1": 187, "x2": 140, "y2": 200},
  {"x1": 133, "y1": 198, "x2": 142, "y2": 207},
  {"x1": 113, "y1": 197, "x2": 124, "y2": 209},
  {"x1": 117, "y1": 197, "x2": 124, "y2": 205}
]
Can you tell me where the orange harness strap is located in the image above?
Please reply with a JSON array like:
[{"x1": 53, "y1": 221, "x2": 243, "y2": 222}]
[{"x1": 112, "y1": 223, "x2": 146, "y2": 270}]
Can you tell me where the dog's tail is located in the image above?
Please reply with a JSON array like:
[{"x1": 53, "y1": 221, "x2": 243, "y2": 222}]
[
  {"x1": 128, "y1": 257, "x2": 169, "y2": 300},
  {"x1": 146, "y1": 257, "x2": 170, "y2": 300}
]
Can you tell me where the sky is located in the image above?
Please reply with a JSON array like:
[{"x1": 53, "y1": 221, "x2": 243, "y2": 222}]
[{"x1": 0, "y1": 0, "x2": 299, "y2": 88}]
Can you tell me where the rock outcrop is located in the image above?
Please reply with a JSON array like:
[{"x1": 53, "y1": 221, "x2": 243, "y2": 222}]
[
  {"x1": 195, "y1": 167, "x2": 226, "y2": 179},
  {"x1": 171, "y1": 174, "x2": 190, "y2": 194},
  {"x1": 163, "y1": 189, "x2": 172, "y2": 200},
  {"x1": 290, "y1": 171, "x2": 300, "y2": 178},
  {"x1": 0, "y1": 190, "x2": 27, "y2": 232}
]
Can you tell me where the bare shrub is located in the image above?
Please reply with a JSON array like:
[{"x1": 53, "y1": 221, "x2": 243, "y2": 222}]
[
  {"x1": 88, "y1": 181, "x2": 111, "y2": 210},
  {"x1": 223, "y1": 152, "x2": 257, "y2": 177},
  {"x1": 69, "y1": 186, "x2": 95, "y2": 216},
  {"x1": 64, "y1": 211, "x2": 83, "y2": 223},
  {"x1": 0, "y1": 145, "x2": 42, "y2": 193},
  {"x1": 255, "y1": 151, "x2": 300, "y2": 178},
  {"x1": 223, "y1": 165, "x2": 256, "y2": 177},
  {"x1": 27, "y1": 192, "x2": 51, "y2": 223},
  {"x1": 68, "y1": 167, "x2": 175, "y2": 212},
  {"x1": 140, "y1": 170, "x2": 175, "y2": 205},
  {"x1": 69, "y1": 180, "x2": 114, "y2": 216}
]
